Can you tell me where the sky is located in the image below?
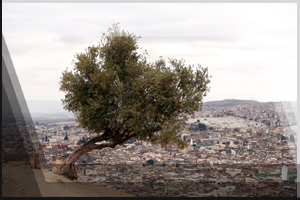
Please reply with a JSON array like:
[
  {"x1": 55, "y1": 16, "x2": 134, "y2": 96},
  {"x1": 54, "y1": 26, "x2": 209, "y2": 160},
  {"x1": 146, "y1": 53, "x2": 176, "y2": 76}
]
[{"x1": 2, "y1": 3, "x2": 297, "y2": 102}]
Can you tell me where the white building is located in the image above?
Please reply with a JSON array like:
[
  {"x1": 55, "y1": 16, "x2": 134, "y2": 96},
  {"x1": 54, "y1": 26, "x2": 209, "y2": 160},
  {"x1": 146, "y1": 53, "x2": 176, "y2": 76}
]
[
  {"x1": 85, "y1": 169, "x2": 98, "y2": 175},
  {"x1": 231, "y1": 149, "x2": 236, "y2": 156},
  {"x1": 190, "y1": 138, "x2": 193, "y2": 146}
]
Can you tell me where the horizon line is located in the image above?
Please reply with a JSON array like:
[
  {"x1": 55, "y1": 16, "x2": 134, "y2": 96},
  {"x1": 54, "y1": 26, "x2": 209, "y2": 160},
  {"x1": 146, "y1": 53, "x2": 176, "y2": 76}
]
[{"x1": 25, "y1": 98, "x2": 297, "y2": 103}]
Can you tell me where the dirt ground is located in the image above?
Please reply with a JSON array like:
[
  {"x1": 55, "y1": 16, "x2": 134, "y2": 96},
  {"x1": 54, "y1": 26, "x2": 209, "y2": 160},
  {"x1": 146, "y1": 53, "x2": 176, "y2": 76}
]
[{"x1": 2, "y1": 162, "x2": 134, "y2": 197}]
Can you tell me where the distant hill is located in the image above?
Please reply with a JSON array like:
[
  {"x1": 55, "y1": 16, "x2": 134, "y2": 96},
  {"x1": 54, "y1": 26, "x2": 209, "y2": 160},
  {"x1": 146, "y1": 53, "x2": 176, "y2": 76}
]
[
  {"x1": 203, "y1": 99, "x2": 259, "y2": 107},
  {"x1": 202, "y1": 99, "x2": 297, "y2": 112},
  {"x1": 26, "y1": 99, "x2": 296, "y2": 119},
  {"x1": 26, "y1": 100, "x2": 74, "y2": 119}
]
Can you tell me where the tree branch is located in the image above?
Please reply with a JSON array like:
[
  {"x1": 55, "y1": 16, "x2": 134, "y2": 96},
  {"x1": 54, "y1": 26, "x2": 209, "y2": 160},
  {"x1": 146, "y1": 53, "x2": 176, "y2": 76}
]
[{"x1": 92, "y1": 142, "x2": 116, "y2": 150}]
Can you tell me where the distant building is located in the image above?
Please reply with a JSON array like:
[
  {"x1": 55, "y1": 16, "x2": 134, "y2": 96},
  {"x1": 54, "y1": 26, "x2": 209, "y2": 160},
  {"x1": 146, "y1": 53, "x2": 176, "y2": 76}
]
[{"x1": 270, "y1": 119, "x2": 274, "y2": 127}]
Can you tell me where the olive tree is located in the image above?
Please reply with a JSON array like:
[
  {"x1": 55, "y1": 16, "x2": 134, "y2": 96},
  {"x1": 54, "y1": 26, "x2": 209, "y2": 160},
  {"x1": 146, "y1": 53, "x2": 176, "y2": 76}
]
[{"x1": 54, "y1": 24, "x2": 210, "y2": 180}]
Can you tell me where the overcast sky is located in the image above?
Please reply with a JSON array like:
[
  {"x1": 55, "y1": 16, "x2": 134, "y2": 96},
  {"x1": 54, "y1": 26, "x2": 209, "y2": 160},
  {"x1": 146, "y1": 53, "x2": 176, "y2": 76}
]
[{"x1": 2, "y1": 3, "x2": 297, "y2": 102}]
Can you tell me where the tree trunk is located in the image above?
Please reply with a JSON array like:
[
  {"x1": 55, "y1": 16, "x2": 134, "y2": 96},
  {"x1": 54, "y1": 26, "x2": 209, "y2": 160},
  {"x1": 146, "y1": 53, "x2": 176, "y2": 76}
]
[
  {"x1": 52, "y1": 134, "x2": 114, "y2": 180},
  {"x1": 52, "y1": 131, "x2": 134, "y2": 180},
  {"x1": 52, "y1": 143, "x2": 94, "y2": 180}
]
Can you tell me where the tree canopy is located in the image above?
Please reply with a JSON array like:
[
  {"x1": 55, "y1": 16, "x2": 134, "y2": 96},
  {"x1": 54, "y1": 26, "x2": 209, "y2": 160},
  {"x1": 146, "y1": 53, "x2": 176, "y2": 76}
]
[{"x1": 59, "y1": 23, "x2": 210, "y2": 149}]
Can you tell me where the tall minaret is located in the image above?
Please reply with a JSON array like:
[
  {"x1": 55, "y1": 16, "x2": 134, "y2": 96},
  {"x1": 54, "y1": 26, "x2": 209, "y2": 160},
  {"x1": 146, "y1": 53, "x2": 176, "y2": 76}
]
[
  {"x1": 281, "y1": 165, "x2": 288, "y2": 181},
  {"x1": 56, "y1": 154, "x2": 61, "y2": 166}
]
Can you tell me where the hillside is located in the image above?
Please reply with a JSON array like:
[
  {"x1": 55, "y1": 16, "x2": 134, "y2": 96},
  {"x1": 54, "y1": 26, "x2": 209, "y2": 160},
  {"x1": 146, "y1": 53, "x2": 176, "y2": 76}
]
[
  {"x1": 204, "y1": 99, "x2": 258, "y2": 107},
  {"x1": 2, "y1": 162, "x2": 134, "y2": 197}
]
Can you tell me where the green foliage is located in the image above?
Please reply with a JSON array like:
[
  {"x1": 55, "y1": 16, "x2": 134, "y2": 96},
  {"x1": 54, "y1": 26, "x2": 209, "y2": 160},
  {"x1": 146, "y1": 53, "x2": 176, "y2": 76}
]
[
  {"x1": 255, "y1": 173, "x2": 281, "y2": 178},
  {"x1": 59, "y1": 23, "x2": 210, "y2": 149},
  {"x1": 147, "y1": 159, "x2": 155, "y2": 165},
  {"x1": 78, "y1": 136, "x2": 87, "y2": 144},
  {"x1": 64, "y1": 134, "x2": 69, "y2": 140}
]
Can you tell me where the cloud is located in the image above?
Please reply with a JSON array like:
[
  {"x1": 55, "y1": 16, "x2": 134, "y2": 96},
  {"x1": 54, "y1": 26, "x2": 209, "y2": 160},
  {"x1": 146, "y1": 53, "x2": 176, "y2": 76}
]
[{"x1": 2, "y1": 3, "x2": 297, "y2": 102}]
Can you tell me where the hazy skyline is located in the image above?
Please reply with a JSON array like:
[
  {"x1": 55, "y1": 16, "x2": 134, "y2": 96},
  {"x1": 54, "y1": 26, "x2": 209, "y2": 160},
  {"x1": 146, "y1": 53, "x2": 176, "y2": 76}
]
[{"x1": 3, "y1": 3, "x2": 297, "y2": 102}]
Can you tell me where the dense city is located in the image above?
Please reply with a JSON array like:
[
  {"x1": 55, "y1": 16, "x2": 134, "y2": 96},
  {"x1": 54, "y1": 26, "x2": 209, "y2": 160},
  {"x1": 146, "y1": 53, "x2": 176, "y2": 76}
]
[{"x1": 3, "y1": 100, "x2": 297, "y2": 197}]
